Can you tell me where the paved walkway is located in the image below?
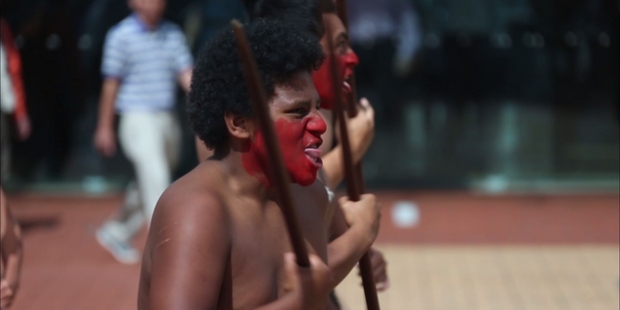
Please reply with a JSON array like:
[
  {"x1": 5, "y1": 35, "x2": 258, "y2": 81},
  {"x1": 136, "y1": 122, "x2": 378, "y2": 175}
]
[
  {"x1": 336, "y1": 245, "x2": 619, "y2": 310},
  {"x1": 4, "y1": 192, "x2": 618, "y2": 309}
]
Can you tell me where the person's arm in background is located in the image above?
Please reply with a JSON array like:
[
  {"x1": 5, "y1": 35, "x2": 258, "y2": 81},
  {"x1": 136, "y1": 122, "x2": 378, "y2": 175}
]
[
  {"x1": 391, "y1": 0, "x2": 422, "y2": 77},
  {"x1": 0, "y1": 43, "x2": 16, "y2": 114},
  {"x1": 178, "y1": 69, "x2": 193, "y2": 93},
  {"x1": 94, "y1": 78, "x2": 121, "y2": 157},
  {"x1": 0, "y1": 18, "x2": 30, "y2": 141},
  {"x1": 321, "y1": 98, "x2": 375, "y2": 190},
  {"x1": 173, "y1": 25, "x2": 194, "y2": 94},
  {"x1": 171, "y1": 25, "x2": 215, "y2": 162},
  {"x1": 93, "y1": 29, "x2": 125, "y2": 157},
  {"x1": 1, "y1": 188, "x2": 23, "y2": 309}
]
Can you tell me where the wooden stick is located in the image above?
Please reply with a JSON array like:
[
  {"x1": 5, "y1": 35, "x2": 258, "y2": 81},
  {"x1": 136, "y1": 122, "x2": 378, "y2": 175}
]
[
  {"x1": 335, "y1": 0, "x2": 359, "y2": 119},
  {"x1": 335, "y1": 0, "x2": 366, "y2": 197},
  {"x1": 324, "y1": 21, "x2": 381, "y2": 310},
  {"x1": 335, "y1": 0, "x2": 349, "y2": 46},
  {"x1": 231, "y1": 20, "x2": 310, "y2": 267}
]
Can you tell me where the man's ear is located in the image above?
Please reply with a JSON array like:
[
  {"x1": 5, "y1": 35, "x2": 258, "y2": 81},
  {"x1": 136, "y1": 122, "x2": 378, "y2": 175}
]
[{"x1": 224, "y1": 112, "x2": 253, "y2": 140}]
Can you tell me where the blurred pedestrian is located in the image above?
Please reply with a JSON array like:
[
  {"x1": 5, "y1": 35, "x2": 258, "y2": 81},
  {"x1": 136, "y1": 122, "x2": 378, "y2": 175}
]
[
  {"x1": 347, "y1": 0, "x2": 422, "y2": 127},
  {"x1": 1, "y1": 17, "x2": 32, "y2": 181},
  {"x1": 93, "y1": 0, "x2": 193, "y2": 264}
]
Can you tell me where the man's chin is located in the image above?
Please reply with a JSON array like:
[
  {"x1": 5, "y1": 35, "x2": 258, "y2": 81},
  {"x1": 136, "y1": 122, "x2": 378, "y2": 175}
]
[
  {"x1": 297, "y1": 180, "x2": 315, "y2": 187},
  {"x1": 292, "y1": 170, "x2": 318, "y2": 187}
]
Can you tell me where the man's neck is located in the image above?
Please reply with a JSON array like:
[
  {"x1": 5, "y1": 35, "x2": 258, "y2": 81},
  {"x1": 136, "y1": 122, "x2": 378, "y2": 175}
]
[{"x1": 219, "y1": 148, "x2": 275, "y2": 203}]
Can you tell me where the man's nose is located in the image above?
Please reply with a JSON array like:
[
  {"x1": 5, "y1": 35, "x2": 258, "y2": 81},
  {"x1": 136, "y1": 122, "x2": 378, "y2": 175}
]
[
  {"x1": 307, "y1": 114, "x2": 327, "y2": 135},
  {"x1": 343, "y1": 50, "x2": 359, "y2": 67}
]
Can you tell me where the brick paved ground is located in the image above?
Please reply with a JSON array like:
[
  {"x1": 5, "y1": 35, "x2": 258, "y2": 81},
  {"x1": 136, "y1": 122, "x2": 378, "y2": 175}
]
[
  {"x1": 336, "y1": 245, "x2": 619, "y2": 310},
  {"x1": 4, "y1": 192, "x2": 618, "y2": 310}
]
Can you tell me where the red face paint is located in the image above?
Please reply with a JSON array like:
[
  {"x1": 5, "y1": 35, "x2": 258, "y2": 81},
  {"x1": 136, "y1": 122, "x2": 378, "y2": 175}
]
[
  {"x1": 312, "y1": 51, "x2": 359, "y2": 110},
  {"x1": 242, "y1": 114, "x2": 327, "y2": 187}
]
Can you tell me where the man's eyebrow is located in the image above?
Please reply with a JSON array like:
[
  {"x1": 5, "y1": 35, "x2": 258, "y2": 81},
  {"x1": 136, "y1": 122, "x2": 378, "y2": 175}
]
[{"x1": 290, "y1": 99, "x2": 312, "y2": 107}]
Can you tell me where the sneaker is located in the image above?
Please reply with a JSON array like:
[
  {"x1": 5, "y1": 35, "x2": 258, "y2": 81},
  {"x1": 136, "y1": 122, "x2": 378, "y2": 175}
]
[{"x1": 96, "y1": 227, "x2": 140, "y2": 264}]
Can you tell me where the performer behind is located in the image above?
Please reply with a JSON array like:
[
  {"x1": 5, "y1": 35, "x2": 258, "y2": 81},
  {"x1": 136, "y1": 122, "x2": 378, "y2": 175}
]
[{"x1": 237, "y1": 0, "x2": 390, "y2": 296}]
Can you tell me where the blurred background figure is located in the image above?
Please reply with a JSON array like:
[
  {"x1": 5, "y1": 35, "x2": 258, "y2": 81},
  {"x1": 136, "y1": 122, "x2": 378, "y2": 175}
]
[
  {"x1": 0, "y1": 0, "x2": 614, "y2": 196},
  {"x1": 347, "y1": 0, "x2": 422, "y2": 130},
  {"x1": 183, "y1": 0, "x2": 245, "y2": 161},
  {"x1": 92, "y1": 0, "x2": 193, "y2": 264},
  {"x1": 0, "y1": 188, "x2": 23, "y2": 309},
  {"x1": 1, "y1": 17, "x2": 31, "y2": 181}
]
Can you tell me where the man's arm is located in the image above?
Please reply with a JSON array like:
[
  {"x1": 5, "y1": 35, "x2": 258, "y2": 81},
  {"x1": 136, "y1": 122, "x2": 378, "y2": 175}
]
[
  {"x1": 325, "y1": 194, "x2": 379, "y2": 286},
  {"x1": 148, "y1": 193, "x2": 231, "y2": 309},
  {"x1": 327, "y1": 195, "x2": 389, "y2": 291},
  {"x1": 0, "y1": 188, "x2": 23, "y2": 309},
  {"x1": 256, "y1": 253, "x2": 333, "y2": 310},
  {"x1": 320, "y1": 98, "x2": 375, "y2": 190},
  {"x1": 93, "y1": 78, "x2": 120, "y2": 157}
]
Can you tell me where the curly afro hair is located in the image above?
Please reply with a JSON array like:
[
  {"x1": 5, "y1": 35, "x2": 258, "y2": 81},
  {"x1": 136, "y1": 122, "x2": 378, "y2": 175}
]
[
  {"x1": 241, "y1": 0, "x2": 324, "y2": 38},
  {"x1": 188, "y1": 19, "x2": 325, "y2": 151}
]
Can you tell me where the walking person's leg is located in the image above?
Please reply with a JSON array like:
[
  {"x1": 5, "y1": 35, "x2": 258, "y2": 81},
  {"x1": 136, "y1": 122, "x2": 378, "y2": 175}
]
[
  {"x1": 96, "y1": 181, "x2": 143, "y2": 264},
  {"x1": 120, "y1": 112, "x2": 172, "y2": 225},
  {"x1": 97, "y1": 112, "x2": 170, "y2": 263},
  {"x1": 163, "y1": 112, "x2": 181, "y2": 183}
]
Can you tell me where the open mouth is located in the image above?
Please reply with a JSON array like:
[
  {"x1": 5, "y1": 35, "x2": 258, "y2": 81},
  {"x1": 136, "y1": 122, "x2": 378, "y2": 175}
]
[
  {"x1": 343, "y1": 80, "x2": 352, "y2": 94},
  {"x1": 304, "y1": 143, "x2": 323, "y2": 168}
]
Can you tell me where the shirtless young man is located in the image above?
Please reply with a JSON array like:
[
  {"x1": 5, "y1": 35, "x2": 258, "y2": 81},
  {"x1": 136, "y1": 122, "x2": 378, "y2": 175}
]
[
  {"x1": 236, "y1": 0, "x2": 389, "y2": 294},
  {"x1": 0, "y1": 188, "x2": 23, "y2": 309},
  {"x1": 138, "y1": 20, "x2": 379, "y2": 309}
]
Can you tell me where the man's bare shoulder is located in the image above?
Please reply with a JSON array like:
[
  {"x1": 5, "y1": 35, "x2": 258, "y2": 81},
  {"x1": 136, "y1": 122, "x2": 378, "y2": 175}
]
[
  {"x1": 151, "y1": 162, "x2": 231, "y2": 237},
  {"x1": 143, "y1": 164, "x2": 233, "y2": 310}
]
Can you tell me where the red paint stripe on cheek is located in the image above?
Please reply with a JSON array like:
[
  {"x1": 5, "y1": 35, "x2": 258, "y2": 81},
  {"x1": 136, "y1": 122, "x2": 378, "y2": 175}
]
[
  {"x1": 241, "y1": 130, "x2": 271, "y2": 186},
  {"x1": 276, "y1": 118, "x2": 319, "y2": 186},
  {"x1": 240, "y1": 119, "x2": 320, "y2": 187}
]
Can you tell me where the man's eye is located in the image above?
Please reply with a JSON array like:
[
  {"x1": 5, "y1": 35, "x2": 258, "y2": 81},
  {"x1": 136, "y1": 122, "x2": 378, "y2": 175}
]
[
  {"x1": 288, "y1": 108, "x2": 308, "y2": 116},
  {"x1": 337, "y1": 41, "x2": 348, "y2": 54}
]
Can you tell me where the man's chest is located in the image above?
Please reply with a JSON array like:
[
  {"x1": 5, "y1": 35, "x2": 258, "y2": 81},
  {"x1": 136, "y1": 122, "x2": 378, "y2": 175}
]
[{"x1": 229, "y1": 210, "x2": 290, "y2": 307}]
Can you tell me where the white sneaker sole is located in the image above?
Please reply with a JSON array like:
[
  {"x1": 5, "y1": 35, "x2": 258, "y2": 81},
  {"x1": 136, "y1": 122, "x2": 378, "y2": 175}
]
[{"x1": 96, "y1": 230, "x2": 140, "y2": 265}]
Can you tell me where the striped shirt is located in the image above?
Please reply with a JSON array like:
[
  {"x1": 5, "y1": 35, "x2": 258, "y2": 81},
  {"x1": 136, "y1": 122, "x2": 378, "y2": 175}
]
[{"x1": 102, "y1": 14, "x2": 193, "y2": 112}]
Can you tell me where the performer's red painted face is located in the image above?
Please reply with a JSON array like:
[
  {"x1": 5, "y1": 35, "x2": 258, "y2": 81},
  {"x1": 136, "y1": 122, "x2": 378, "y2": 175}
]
[
  {"x1": 312, "y1": 13, "x2": 359, "y2": 110},
  {"x1": 242, "y1": 72, "x2": 326, "y2": 187}
]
